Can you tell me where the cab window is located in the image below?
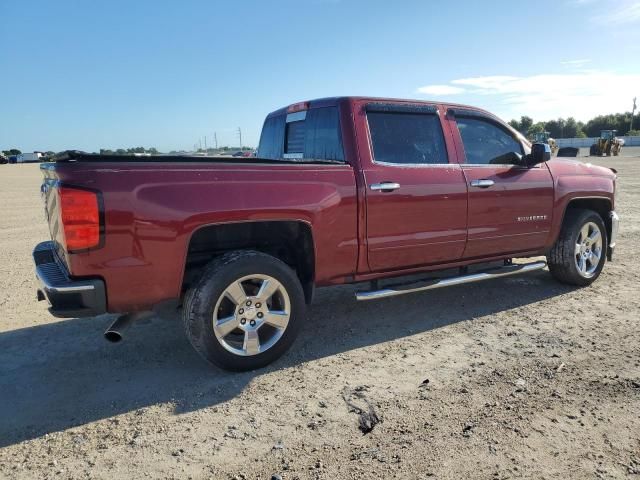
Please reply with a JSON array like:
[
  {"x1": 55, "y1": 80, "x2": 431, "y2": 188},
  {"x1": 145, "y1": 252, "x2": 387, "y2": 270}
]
[
  {"x1": 367, "y1": 111, "x2": 448, "y2": 165},
  {"x1": 456, "y1": 117, "x2": 523, "y2": 165},
  {"x1": 257, "y1": 106, "x2": 344, "y2": 162}
]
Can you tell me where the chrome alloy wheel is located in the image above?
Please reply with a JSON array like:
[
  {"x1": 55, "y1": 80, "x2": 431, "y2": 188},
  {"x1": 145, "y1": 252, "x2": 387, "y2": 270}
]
[
  {"x1": 212, "y1": 274, "x2": 291, "y2": 356},
  {"x1": 575, "y1": 221, "x2": 603, "y2": 278}
]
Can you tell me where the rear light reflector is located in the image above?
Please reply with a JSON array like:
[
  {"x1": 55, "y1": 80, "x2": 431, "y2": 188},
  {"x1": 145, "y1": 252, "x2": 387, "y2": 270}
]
[{"x1": 58, "y1": 186, "x2": 102, "y2": 251}]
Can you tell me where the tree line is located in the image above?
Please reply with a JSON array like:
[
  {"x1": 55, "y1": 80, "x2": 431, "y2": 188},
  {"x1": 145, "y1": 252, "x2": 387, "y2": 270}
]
[
  {"x1": 509, "y1": 112, "x2": 640, "y2": 139},
  {"x1": 2, "y1": 146, "x2": 257, "y2": 160},
  {"x1": 99, "y1": 147, "x2": 160, "y2": 155}
]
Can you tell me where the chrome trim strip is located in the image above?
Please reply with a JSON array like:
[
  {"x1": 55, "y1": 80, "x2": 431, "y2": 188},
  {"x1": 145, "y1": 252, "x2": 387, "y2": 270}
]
[
  {"x1": 371, "y1": 161, "x2": 458, "y2": 168},
  {"x1": 370, "y1": 182, "x2": 400, "y2": 191},
  {"x1": 609, "y1": 211, "x2": 619, "y2": 248},
  {"x1": 35, "y1": 265, "x2": 96, "y2": 293},
  {"x1": 470, "y1": 179, "x2": 495, "y2": 188},
  {"x1": 355, "y1": 261, "x2": 547, "y2": 301}
]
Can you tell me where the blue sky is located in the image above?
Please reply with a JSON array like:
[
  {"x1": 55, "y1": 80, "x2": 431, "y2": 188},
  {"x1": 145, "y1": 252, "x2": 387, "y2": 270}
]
[{"x1": 1, "y1": 0, "x2": 639, "y2": 152}]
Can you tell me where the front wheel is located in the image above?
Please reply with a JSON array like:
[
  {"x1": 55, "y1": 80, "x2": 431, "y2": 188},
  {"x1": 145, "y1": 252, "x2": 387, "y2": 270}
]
[
  {"x1": 183, "y1": 251, "x2": 306, "y2": 371},
  {"x1": 547, "y1": 209, "x2": 607, "y2": 286}
]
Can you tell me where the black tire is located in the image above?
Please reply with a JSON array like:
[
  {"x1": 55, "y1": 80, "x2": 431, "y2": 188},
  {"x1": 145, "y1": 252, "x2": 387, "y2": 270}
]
[
  {"x1": 589, "y1": 144, "x2": 598, "y2": 156},
  {"x1": 547, "y1": 209, "x2": 607, "y2": 286},
  {"x1": 183, "y1": 250, "x2": 306, "y2": 371}
]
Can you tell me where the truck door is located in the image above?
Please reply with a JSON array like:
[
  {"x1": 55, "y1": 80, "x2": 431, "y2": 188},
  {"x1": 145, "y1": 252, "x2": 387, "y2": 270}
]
[
  {"x1": 360, "y1": 103, "x2": 468, "y2": 272},
  {"x1": 447, "y1": 109, "x2": 554, "y2": 258}
]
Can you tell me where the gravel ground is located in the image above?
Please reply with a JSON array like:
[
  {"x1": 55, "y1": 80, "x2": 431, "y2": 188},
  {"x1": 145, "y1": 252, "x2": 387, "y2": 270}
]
[{"x1": 0, "y1": 156, "x2": 639, "y2": 480}]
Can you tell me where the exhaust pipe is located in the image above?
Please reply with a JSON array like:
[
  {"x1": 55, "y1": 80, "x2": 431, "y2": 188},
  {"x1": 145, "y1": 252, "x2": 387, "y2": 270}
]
[{"x1": 104, "y1": 312, "x2": 152, "y2": 343}]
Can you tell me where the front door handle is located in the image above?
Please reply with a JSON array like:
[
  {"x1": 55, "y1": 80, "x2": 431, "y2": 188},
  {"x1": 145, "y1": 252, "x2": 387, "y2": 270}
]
[
  {"x1": 470, "y1": 179, "x2": 495, "y2": 188},
  {"x1": 370, "y1": 182, "x2": 401, "y2": 192}
]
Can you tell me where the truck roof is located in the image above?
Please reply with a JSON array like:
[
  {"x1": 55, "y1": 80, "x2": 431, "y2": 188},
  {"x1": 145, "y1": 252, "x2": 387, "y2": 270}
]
[{"x1": 266, "y1": 96, "x2": 494, "y2": 119}]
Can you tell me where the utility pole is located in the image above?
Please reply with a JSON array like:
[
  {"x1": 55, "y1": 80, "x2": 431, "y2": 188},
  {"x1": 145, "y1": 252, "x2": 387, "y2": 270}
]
[
  {"x1": 630, "y1": 97, "x2": 637, "y2": 133},
  {"x1": 237, "y1": 127, "x2": 242, "y2": 149},
  {"x1": 214, "y1": 132, "x2": 218, "y2": 149}
]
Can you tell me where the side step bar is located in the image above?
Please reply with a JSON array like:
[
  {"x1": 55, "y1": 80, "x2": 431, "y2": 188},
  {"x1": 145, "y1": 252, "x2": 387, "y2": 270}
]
[{"x1": 355, "y1": 261, "x2": 547, "y2": 301}]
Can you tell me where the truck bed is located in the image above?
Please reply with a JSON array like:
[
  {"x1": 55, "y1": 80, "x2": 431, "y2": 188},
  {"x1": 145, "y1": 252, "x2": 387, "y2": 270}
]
[
  {"x1": 41, "y1": 153, "x2": 359, "y2": 312},
  {"x1": 51, "y1": 150, "x2": 343, "y2": 165}
]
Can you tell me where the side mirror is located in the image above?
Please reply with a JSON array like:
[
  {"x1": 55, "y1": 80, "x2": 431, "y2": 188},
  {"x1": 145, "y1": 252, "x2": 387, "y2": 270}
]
[{"x1": 529, "y1": 143, "x2": 551, "y2": 166}]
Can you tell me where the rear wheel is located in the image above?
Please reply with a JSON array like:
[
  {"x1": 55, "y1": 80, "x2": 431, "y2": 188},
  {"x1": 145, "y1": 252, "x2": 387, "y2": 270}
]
[
  {"x1": 183, "y1": 251, "x2": 306, "y2": 371},
  {"x1": 547, "y1": 209, "x2": 607, "y2": 286}
]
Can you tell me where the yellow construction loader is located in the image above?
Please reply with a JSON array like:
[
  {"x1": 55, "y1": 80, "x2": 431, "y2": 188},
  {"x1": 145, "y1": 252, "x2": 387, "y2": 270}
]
[
  {"x1": 590, "y1": 130, "x2": 624, "y2": 156},
  {"x1": 532, "y1": 131, "x2": 559, "y2": 156}
]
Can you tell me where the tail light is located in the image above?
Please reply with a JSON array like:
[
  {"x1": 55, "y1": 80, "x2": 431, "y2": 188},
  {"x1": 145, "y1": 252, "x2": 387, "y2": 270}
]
[
  {"x1": 58, "y1": 186, "x2": 102, "y2": 252},
  {"x1": 287, "y1": 101, "x2": 309, "y2": 113}
]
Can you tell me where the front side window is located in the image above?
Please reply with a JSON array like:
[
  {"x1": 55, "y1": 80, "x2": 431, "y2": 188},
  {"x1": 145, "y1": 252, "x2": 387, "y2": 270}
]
[
  {"x1": 367, "y1": 112, "x2": 448, "y2": 165},
  {"x1": 456, "y1": 117, "x2": 523, "y2": 165}
]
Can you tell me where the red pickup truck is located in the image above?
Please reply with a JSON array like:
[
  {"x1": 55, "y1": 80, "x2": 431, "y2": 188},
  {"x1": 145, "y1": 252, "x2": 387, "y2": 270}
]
[{"x1": 34, "y1": 97, "x2": 619, "y2": 371}]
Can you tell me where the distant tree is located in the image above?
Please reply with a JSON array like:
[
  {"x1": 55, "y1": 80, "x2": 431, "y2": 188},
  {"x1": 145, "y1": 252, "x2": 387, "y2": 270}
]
[
  {"x1": 2, "y1": 148, "x2": 22, "y2": 156},
  {"x1": 526, "y1": 122, "x2": 546, "y2": 138},
  {"x1": 511, "y1": 111, "x2": 639, "y2": 138},
  {"x1": 583, "y1": 112, "x2": 640, "y2": 137},
  {"x1": 627, "y1": 130, "x2": 640, "y2": 136},
  {"x1": 563, "y1": 117, "x2": 582, "y2": 138},
  {"x1": 544, "y1": 119, "x2": 563, "y2": 138},
  {"x1": 508, "y1": 116, "x2": 533, "y2": 135}
]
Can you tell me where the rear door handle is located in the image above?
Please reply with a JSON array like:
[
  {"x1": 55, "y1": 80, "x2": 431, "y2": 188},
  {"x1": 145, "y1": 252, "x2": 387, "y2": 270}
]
[
  {"x1": 470, "y1": 179, "x2": 495, "y2": 188},
  {"x1": 370, "y1": 182, "x2": 401, "y2": 192}
]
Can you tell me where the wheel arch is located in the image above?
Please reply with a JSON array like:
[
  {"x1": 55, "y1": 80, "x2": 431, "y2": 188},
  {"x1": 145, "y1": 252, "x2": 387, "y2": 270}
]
[
  {"x1": 182, "y1": 220, "x2": 316, "y2": 304},
  {"x1": 561, "y1": 197, "x2": 613, "y2": 244}
]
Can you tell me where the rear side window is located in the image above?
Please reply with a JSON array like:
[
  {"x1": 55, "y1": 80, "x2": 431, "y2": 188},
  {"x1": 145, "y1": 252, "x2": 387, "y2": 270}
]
[
  {"x1": 257, "y1": 115, "x2": 285, "y2": 159},
  {"x1": 257, "y1": 106, "x2": 344, "y2": 162},
  {"x1": 367, "y1": 112, "x2": 448, "y2": 165},
  {"x1": 456, "y1": 117, "x2": 523, "y2": 165}
]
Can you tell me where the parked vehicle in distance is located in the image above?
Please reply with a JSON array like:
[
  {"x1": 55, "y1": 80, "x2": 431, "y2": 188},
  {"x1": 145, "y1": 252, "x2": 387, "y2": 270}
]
[
  {"x1": 0, "y1": 154, "x2": 8, "y2": 164},
  {"x1": 590, "y1": 130, "x2": 624, "y2": 156},
  {"x1": 33, "y1": 97, "x2": 619, "y2": 371},
  {"x1": 17, "y1": 152, "x2": 43, "y2": 163}
]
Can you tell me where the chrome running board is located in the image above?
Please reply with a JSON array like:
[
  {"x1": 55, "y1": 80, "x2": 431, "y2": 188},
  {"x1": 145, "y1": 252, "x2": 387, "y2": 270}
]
[{"x1": 355, "y1": 261, "x2": 547, "y2": 301}]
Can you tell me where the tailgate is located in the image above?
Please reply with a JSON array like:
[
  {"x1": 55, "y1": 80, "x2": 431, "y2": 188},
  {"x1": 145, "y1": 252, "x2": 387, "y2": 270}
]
[{"x1": 39, "y1": 164, "x2": 69, "y2": 267}]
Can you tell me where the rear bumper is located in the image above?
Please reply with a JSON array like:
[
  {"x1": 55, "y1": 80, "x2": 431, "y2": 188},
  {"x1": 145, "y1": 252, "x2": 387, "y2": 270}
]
[
  {"x1": 608, "y1": 210, "x2": 619, "y2": 261},
  {"x1": 34, "y1": 241, "x2": 107, "y2": 318}
]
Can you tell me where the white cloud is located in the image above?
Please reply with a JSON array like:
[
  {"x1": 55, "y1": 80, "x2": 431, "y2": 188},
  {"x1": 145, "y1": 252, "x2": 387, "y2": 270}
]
[
  {"x1": 571, "y1": 0, "x2": 640, "y2": 24},
  {"x1": 599, "y1": 1, "x2": 640, "y2": 24},
  {"x1": 416, "y1": 71, "x2": 640, "y2": 121},
  {"x1": 416, "y1": 85, "x2": 465, "y2": 95}
]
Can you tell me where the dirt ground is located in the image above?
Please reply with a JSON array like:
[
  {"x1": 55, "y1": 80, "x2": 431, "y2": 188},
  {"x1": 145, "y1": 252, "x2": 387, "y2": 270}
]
[{"x1": 1, "y1": 153, "x2": 639, "y2": 480}]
